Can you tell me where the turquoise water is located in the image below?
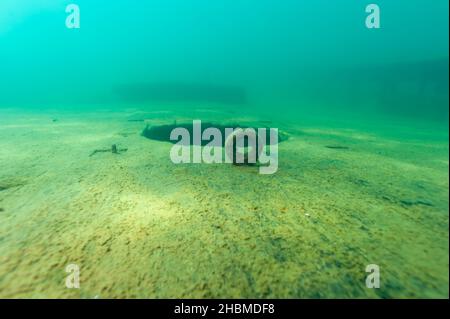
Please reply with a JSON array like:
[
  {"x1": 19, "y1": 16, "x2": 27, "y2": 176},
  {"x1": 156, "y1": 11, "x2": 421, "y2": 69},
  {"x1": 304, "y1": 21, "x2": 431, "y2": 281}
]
[
  {"x1": 0, "y1": 0, "x2": 448, "y2": 121},
  {"x1": 0, "y1": 1, "x2": 448, "y2": 298}
]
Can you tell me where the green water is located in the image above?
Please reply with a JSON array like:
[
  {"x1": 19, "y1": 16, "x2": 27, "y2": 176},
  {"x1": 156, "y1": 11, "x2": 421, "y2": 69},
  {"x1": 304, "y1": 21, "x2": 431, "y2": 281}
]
[
  {"x1": 0, "y1": 1, "x2": 448, "y2": 298},
  {"x1": 1, "y1": 0, "x2": 448, "y2": 119}
]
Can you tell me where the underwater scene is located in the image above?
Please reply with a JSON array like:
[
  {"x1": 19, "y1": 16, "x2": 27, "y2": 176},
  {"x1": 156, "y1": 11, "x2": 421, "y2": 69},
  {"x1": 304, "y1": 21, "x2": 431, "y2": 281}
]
[{"x1": 0, "y1": 0, "x2": 448, "y2": 299}]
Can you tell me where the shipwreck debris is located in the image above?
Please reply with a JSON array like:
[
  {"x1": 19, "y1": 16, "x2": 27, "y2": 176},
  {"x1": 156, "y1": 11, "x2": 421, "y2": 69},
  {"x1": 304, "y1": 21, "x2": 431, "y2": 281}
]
[{"x1": 89, "y1": 144, "x2": 128, "y2": 157}]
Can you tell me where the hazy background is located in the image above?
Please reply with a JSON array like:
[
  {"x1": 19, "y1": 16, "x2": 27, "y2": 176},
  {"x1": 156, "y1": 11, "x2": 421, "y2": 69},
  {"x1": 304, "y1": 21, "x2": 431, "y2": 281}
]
[{"x1": 0, "y1": 0, "x2": 448, "y2": 122}]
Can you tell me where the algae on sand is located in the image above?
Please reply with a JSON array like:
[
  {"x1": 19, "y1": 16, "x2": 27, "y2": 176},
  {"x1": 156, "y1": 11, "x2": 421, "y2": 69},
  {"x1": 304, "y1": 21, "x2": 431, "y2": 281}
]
[{"x1": 0, "y1": 108, "x2": 448, "y2": 298}]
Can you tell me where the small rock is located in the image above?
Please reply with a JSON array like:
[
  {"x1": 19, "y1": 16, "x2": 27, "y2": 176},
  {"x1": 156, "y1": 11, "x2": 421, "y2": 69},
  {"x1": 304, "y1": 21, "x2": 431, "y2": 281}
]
[{"x1": 325, "y1": 145, "x2": 349, "y2": 150}]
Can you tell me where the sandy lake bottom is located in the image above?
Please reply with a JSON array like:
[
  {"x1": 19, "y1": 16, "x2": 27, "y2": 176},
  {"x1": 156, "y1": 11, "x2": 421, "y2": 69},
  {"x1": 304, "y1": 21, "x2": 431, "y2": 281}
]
[{"x1": 0, "y1": 106, "x2": 448, "y2": 298}]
